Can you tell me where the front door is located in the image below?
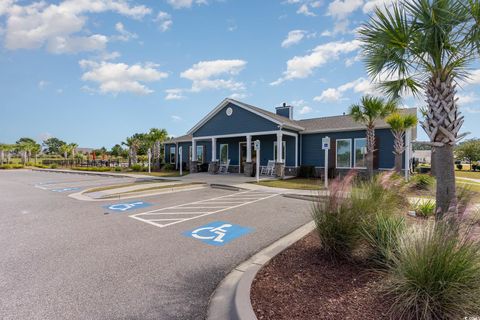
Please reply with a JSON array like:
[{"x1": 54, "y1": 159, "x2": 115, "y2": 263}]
[{"x1": 239, "y1": 142, "x2": 256, "y2": 173}]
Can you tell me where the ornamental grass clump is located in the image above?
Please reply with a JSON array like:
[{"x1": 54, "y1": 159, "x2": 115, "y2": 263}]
[
  {"x1": 385, "y1": 218, "x2": 480, "y2": 320},
  {"x1": 312, "y1": 171, "x2": 360, "y2": 260}
]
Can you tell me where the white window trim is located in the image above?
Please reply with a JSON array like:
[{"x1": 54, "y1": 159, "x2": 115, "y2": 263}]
[
  {"x1": 169, "y1": 146, "x2": 176, "y2": 165},
  {"x1": 353, "y1": 138, "x2": 367, "y2": 169},
  {"x1": 336, "y1": 139, "x2": 352, "y2": 169},
  {"x1": 219, "y1": 143, "x2": 228, "y2": 164},
  {"x1": 273, "y1": 141, "x2": 287, "y2": 163},
  {"x1": 196, "y1": 145, "x2": 204, "y2": 163}
]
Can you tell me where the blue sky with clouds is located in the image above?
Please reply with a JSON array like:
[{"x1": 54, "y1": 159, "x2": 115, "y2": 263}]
[{"x1": 1, "y1": 0, "x2": 480, "y2": 148}]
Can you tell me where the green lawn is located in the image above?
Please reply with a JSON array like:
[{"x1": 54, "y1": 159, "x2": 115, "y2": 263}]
[
  {"x1": 254, "y1": 178, "x2": 324, "y2": 190},
  {"x1": 131, "y1": 171, "x2": 184, "y2": 177},
  {"x1": 455, "y1": 170, "x2": 480, "y2": 180}
]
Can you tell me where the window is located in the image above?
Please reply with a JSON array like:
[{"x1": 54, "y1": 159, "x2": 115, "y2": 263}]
[
  {"x1": 169, "y1": 146, "x2": 176, "y2": 164},
  {"x1": 196, "y1": 145, "x2": 204, "y2": 163},
  {"x1": 219, "y1": 144, "x2": 228, "y2": 164},
  {"x1": 273, "y1": 141, "x2": 286, "y2": 162},
  {"x1": 354, "y1": 138, "x2": 367, "y2": 168},
  {"x1": 336, "y1": 139, "x2": 352, "y2": 168}
]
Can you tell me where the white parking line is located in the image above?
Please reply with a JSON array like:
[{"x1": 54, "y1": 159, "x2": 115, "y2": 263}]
[{"x1": 129, "y1": 191, "x2": 278, "y2": 228}]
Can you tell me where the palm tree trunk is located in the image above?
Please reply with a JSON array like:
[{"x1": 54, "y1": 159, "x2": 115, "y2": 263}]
[
  {"x1": 366, "y1": 125, "x2": 375, "y2": 179},
  {"x1": 392, "y1": 131, "x2": 404, "y2": 173},
  {"x1": 0, "y1": 150, "x2": 4, "y2": 165},
  {"x1": 422, "y1": 75, "x2": 462, "y2": 218}
]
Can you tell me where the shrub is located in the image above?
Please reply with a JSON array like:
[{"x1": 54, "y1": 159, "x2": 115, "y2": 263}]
[
  {"x1": 163, "y1": 164, "x2": 174, "y2": 171},
  {"x1": 413, "y1": 199, "x2": 436, "y2": 218},
  {"x1": 114, "y1": 167, "x2": 122, "y2": 172},
  {"x1": 361, "y1": 213, "x2": 406, "y2": 267},
  {"x1": 456, "y1": 163, "x2": 463, "y2": 170},
  {"x1": 130, "y1": 164, "x2": 143, "y2": 171},
  {"x1": 409, "y1": 174, "x2": 435, "y2": 191},
  {"x1": 385, "y1": 221, "x2": 480, "y2": 319},
  {"x1": 312, "y1": 172, "x2": 360, "y2": 260},
  {"x1": 298, "y1": 165, "x2": 316, "y2": 178},
  {"x1": 473, "y1": 164, "x2": 478, "y2": 171},
  {"x1": 0, "y1": 164, "x2": 24, "y2": 169},
  {"x1": 71, "y1": 167, "x2": 111, "y2": 172},
  {"x1": 49, "y1": 164, "x2": 58, "y2": 169}
]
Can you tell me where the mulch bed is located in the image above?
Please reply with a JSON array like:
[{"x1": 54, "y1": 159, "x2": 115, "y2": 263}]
[{"x1": 250, "y1": 232, "x2": 390, "y2": 320}]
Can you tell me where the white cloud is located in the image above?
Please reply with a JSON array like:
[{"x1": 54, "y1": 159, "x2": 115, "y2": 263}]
[
  {"x1": 155, "y1": 11, "x2": 172, "y2": 32},
  {"x1": 463, "y1": 107, "x2": 480, "y2": 114},
  {"x1": 314, "y1": 77, "x2": 374, "y2": 102},
  {"x1": 298, "y1": 105, "x2": 313, "y2": 114},
  {"x1": 165, "y1": 88, "x2": 185, "y2": 100},
  {"x1": 466, "y1": 69, "x2": 480, "y2": 85},
  {"x1": 363, "y1": 0, "x2": 395, "y2": 13},
  {"x1": 113, "y1": 22, "x2": 137, "y2": 41},
  {"x1": 171, "y1": 115, "x2": 182, "y2": 121},
  {"x1": 38, "y1": 80, "x2": 49, "y2": 89},
  {"x1": 166, "y1": 0, "x2": 208, "y2": 9},
  {"x1": 457, "y1": 92, "x2": 480, "y2": 105},
  {"x1": 271, "y1": 40, "x2": 360, "y2": 85},
  {"x1": 281, "y1": 30, "x2": 307, "y2": 48},
  {"x1": 229, "y1": 92, "x2": 247, "y2": 100},
  {"x1": 181, "y1": 59, "x2": 247, "y2": 92},
  {"x1": 297, "y1": 4, "x2": 316, "y2": 16},
  {"x1": 79, "y1": 60, "x2": 168, "y2": 95},
  {"x1": 287, "y1": 0, "x2": 322, "y2": 16},
  {"x1": 327, "y1": 0, "x2": 363, "y2": 19},
  {"x1": 1, "y1": 0, "x2": 151, "y2": 53}
]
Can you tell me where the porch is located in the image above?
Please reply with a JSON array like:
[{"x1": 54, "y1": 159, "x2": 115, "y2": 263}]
[{"x1": 190, "y1": 130, "x2": 299, "y2": 177}]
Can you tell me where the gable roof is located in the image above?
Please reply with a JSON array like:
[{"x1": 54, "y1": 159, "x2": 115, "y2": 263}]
[
  {"x1": 187, "y1": 98, "x2": 305, "y2": 135},
  {"x1": 164, "y1": 134, "x2": 192, "y2": 144},
  {"x1": 185, "y1": 98, "x2": 418, "y2": 138}
]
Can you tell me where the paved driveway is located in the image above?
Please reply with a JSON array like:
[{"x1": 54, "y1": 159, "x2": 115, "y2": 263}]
[{"x1": 0, "y1": 170, "x2": 312, "y2": 320}]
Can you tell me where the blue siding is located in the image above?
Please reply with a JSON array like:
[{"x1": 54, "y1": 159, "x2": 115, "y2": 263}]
[
  {"x1": 275, "y1": 107, "x2": 291, "y2": 119},
  {"x1": 164, "y1": 141, "x2": 211, "y2": 165},
  {"x1": 193, "y1": 103, "x2": 279, "y2": 137},
  {"x1": 301, "y1": 128, "x2": 401, "y2": 169}
]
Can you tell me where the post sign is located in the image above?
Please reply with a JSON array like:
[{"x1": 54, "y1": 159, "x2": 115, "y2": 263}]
[
  {"x1": 322, "y1": 137, "x2": 330, "y2": 150},
  {"x1": 254, "y1": 140, "x2": 260, "y2": 151}
]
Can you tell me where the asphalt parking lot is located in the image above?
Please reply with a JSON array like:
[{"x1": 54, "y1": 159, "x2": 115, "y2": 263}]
[{"x1": 0, "y1": 170, "x2": 312, "y2": 320}]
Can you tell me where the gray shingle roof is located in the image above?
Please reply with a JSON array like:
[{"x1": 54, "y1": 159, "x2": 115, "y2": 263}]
[{"x1": 165, "y1": 134, "x2": 192, "y2": 143}]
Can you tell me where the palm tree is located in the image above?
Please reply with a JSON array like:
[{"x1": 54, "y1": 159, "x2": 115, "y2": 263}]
[
  {"x1": 69, "y1": 143, "x2": 78, "y2": 164},
  {"x1": 358, "y1": 0, "x2": 477, "y2": 216},
  {"x1": 386, "y1": 112, "x2": 418, "y2": 173},
  {"x1": 349, "y1": 96, "x2": 397, "y2": 179},
  {"x1": 59, "y1": 144, "x2": 70, "y2": 166},
  {"x1": 122, "y1": 136, "x2": 141, "y2": 166}
]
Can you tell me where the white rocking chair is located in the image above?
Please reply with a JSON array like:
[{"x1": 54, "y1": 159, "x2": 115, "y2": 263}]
[
  {"x1": 260, "y1": 160, "x2": 276, "y2": 176},
  {"x1": 218, "y1": 159, "x2": 230, "y2": 174}
]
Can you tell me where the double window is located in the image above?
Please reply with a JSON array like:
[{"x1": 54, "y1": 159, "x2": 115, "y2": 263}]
[
  {"x1": 219, "y1": 144, "x2": 228, "y2": 164},
  {"x1": 335, "y1": 138, "x2": 368, "y2": 169},
  {"x1": 273, "y1": 141, "x2": 286, "y2": 162}
]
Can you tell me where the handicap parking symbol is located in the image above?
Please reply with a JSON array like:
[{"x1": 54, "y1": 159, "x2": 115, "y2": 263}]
[
  {"x1": 184, "y1": 221, "x2": 253, "y2": 246},
  {"x1": 104, "y1": 201, "x2": 152, "y2": 213},
  {"x1": 51, "y1": 187, "x2": 80, "y2": 193}
]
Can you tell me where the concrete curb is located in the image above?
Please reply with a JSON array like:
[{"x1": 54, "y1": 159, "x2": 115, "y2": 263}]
[
  {"x1": 30, "y1": 168, "x2": 174, "y2": 180},
  {"x1": 206, "y1": 220, "x2": 316, "y2": 320},
  {"x1": 209, "y1": 184, "x2": 247, "y2": 192}
]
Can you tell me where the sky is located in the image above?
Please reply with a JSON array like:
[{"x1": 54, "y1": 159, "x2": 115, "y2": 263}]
[{"x1": 1, "y1": 0, "x2": 480, "y2": 149}]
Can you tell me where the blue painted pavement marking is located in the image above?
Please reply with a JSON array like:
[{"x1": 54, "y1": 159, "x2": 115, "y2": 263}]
[
  {"x1": 104, "y1": 201, "x2": 152, "y2": 213},
  {"x1": 51, "y1": 187, "x2": 80, "y2": 193},
  {"x1": 184, "y1": 221, "x2": 253, "y2": 246}
]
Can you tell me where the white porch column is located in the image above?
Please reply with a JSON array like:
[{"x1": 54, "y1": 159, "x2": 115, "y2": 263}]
[
  {"x1": 175, "y1": 143, "x2": 178, "y2": 170},
  {"x1": 212, "y1": 137, "x2": 217, "y2": 162},
  {"x1": 295, "y1": 135, "x2": 298, "y2": 167},
  {"x1": 276, "y1": 132, "x2": 283, "y2": 163},
  {"x1": 192, "y1": 139, "x2": 197, "y2": 161},
  {"x1": 246, "y1": 135, "x2": 252, "y2": 162}
]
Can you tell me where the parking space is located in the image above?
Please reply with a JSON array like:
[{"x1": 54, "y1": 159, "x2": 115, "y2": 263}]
[
  {"x1": 130, "y1": 190, "x2": 278, "y2": 228},
  {"x1": 0, "y1": 170, "x2": 312, "y2": 320}
]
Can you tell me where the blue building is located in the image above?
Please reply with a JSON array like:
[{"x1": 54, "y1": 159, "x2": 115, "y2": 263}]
[{"x1": 164, "y1": 98, "x2": 417, "y2": 177}]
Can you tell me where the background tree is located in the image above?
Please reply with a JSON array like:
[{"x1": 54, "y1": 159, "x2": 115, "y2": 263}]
[
  {"x1": 59, "y1": 144, "x2": 70, "y2": 162},
  {"x1": 386, "y1": 112, "x2": 418, "y2": 173},
  {"x1": 43, "y1": 137, "x2": 66, "y2": 155},
  {"x1": 359, "y1": 0, "x2": 478, "y2": 217},
  {"x1": 455, "y1": 139, "x2": 480, "y2": 170},
  {"x1": 68, "y1": 143, "x2": 78, "y2": 160},
  {"x1": 122, "y1": 135, "x2": 142, "y2": 165},
  {"x1": 110, "y1": 144, "x2": 124, "y2": 158},
  {"x1": 349, "y1": 96, "x2": 397, "y2": 179},
  {"x1": 16, "y1": 138, "x2": 41, "y2": 164}
]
